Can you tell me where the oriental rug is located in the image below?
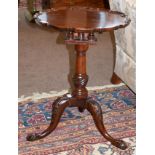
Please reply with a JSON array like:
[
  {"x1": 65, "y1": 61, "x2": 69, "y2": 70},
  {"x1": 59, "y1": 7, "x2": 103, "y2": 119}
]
[{"x1": 18, "y1": 84, "x2": 136, "y2": 155}]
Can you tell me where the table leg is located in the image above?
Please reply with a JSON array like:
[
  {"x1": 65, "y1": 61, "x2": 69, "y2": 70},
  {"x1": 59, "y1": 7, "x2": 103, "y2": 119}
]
[
  {"x1": 27, "y1": 94, "x2": 76, "y2": 141},
  {"x1": 111, "y1": 72, "x2": 122, "y2": 84},
  {"x1": 86, "y1": 98, "x2": 127, "y2": 150}
]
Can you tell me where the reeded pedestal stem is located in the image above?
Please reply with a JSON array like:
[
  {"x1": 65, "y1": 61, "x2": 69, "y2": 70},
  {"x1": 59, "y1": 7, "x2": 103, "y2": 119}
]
[{"x1": 72, "y1": 44, "x2": 89, "y2": 99}]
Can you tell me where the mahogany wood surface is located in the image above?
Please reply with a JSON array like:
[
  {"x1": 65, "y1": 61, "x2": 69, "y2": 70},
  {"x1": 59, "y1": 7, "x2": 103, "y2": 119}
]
[
  {"x1": 36, "y1": 6, "x2": 130, "y2": 32},
  {"x1": 111, "y1": 72, "x2": 122, "y2": 84},
  {"x1": 45, "y1": 0, "x2": 106, "y2": 9},
  {"x1": 27, "y1": 6, "x2": 130, "y2": 150}
]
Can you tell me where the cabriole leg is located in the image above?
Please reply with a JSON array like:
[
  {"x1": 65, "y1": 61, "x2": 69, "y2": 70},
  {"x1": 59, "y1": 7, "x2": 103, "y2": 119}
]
[
  {"x1": 27, "y1": 94, "x2": 75, "y2": 141},
  {"x1": 86, "y1": 98, "x2": 127, "y2": 150}
]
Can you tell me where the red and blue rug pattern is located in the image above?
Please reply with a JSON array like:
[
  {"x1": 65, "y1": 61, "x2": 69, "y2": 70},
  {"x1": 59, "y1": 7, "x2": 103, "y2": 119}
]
[{"x1": 18, "y1": 85, "x2": 136, "y2": 155}]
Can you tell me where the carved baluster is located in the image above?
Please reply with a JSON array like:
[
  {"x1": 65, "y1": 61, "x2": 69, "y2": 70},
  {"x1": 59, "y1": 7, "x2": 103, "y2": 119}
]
[{"x1": 88, "y1": 32, "x2": 97, "y2": 42}]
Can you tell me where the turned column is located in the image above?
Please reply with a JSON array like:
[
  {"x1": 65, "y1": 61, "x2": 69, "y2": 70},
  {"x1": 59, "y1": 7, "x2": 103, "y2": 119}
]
[{"x1": 72, "y1": 44, "x2": 89, "y2": 100}]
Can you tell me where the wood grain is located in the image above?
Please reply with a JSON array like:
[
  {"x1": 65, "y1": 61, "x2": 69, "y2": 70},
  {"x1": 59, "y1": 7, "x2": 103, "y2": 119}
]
[{"x1": 35, "y1": 6, "x2": 130, "y2": 32}]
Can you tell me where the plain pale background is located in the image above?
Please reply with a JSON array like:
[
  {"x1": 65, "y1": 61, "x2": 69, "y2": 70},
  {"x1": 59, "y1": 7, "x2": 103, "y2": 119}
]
[{"x1": 0, "y1": 1, "x2": 155, "y2": 155}]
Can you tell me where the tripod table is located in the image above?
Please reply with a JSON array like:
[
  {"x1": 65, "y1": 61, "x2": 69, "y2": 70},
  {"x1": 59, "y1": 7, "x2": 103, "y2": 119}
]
[{"x1": 26, "y1": 6, "x2": 130, "y2": 150}]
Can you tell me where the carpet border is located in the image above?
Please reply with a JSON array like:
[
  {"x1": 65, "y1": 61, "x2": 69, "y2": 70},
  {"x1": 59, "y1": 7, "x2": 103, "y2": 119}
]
[{"x1": 18, "y1": 83, "x2": 125, "y2": 102}]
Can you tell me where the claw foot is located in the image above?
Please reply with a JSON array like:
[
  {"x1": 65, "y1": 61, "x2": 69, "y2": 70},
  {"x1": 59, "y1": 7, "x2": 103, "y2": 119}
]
[
  {"x1": 26, "y1": 133, "x2": 41, "y2": 141},
  {"x1": 111, "y1": 139, "x2": 128, "y2": 150}
]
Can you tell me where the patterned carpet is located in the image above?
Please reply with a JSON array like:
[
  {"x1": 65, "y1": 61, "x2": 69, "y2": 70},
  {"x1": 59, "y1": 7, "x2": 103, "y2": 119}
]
[{"x1": 18, "y1": 85, "x2": 136, "y2": 155}]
